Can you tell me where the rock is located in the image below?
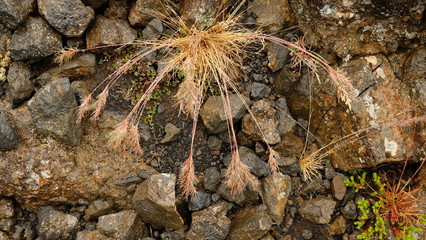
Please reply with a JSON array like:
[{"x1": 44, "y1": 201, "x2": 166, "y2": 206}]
[
  {"x1": 341, "y1": 200, "x2": 357, "y2": 220},
  {"x1": 267, "y1": 42, "x2": 290, "y2": 72},
  {"x1": 0, "y1": 0, "x2": 35, "y2": 30},
  {"x1": 328, "y1": 215, "x2": 346, "y2": 235},
  {"x1": 0, "y1": 199, "x2": 14, "y2": 218},
  {"x1": 180, "y1": 0, "x2": 228, "y2": 30},
  {"x1": 272, "y1": 132, "x2": 304, "y2": 158},
  {"x1": 160, "y1": 229, "x2": 185, "y2": 240},
  {"x1": 83, "y1": 200, "x2": 113, "y2": 220},
  {"x1": 86, "y1": 15, "x2": 137, "y2": 48},
  {"x1": 186, "y1": 201, "x2": 231, "y2": 240},
  {"x1": 227, "y1": 205, "x2": 273, "y2": 240},
  {"x1": 242, "y1": 99, "x2": 281, "y2": 145},
  {"x1": 76, "y1": 230, "x2": 112, "y2": 240},
  {"x1": 331, "y1": 175, "x2": 347, "y2": 200},
  {"x1": 299, "y1": 197, "x2": 336, "y2": 224},
  {"x1": 115, "y1": 176, "x2": 144, "y2": 187},
  {"x1": 160, "y1": 123, "x2": 180, "y2": 143},
  {"x1": 142, "y1": 18, "x2": 163, "y2": 40},
  {"x1": 200, "y1": 95, "x2": 249, "y2": 134},
  {"x1": 0, "y1": 231, "x2": 9, "y2": 240},
  {"x1": 0, "y1": 219, "x2": 14, "y2": 233},
  {"x1": 189, "y1": 191, "x2": 211, "y2": 211},
  {"x1": 301, "y1": 229, "x2": 313, "y2": 239},
  {"x1": 250, "y1": 82, "x2": 271, "y2": 100},
  {"x1": 217, "y1": 181, "x2": 259, "y2": 206},
  {"x1": 28, "y1": 77, "x2": 83, "y2": 146},
  {"x1": 132, "y1": 173, "x2": 184, "y2": 231},
  {"x1": 0, "y1": 23, "x2": 11, "y2": 52},
  {"x1": 6, "y1": 61, "x2": 34, "y2": 108},
  {"x1": 273, "y1": 65, "x2": 301, "y2": 96},
  {"x1": 37, "y1": 206, "x2": 79, "y2": 240},
  {"x1": 9, "y1": 17, "x2": 61, "y2": 61},
  {"x1": 128, "y1": 0, "x2": 169, "y2": 26},
  {"x1": 97, "y1": 210, "x2": 147, "y2": 240},
  {"x1": 261, "y1": 173, "x2": 291, "y2": 225},
  {"x1": 224, "y1": 146, "x2": 270, "y2": 177},
  {"x1": 38, "y1": 0, "x2": 94, "y2": 37},
  {"x1": 276, "y1": 98, "x2": 296, "y2": 135},
  {"x1": 104, "y1": 0, "x2": 130, "y2": 20},
  {"x1": 203, "y1": 167, "x2": 222, "y2": 191},
  {"x1": 81, "y1": 0, "x2": 107, "y2": 9},
  {"x1": 259, "y1": 234, "x2": 274, "y2": 240},
  {"x1": 248, "y1": 0, "x2": 295, "y2": 32},
  {"x1": 207, "y1": 136, "x2": 222, "y2": 154},
  {"x1": 0, "y1": 111, "x2": 18, "y2": 151}
]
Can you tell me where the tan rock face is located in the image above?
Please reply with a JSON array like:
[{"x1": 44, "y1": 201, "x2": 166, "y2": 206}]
[
  {"x1": 227, "y1": 205, "x2": 273, "y2": 240},
  {"x1": 248, "y1": 0, "x2": 295, "y2": 32},
  {"x1": 180, "y1": 0, "x2": 228, "y2": 30},
  {"x1": 261, "y1": 173, "x2": 291, "y2": 225}
]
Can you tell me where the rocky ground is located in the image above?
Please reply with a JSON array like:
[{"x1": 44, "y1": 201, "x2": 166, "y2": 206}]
[{"x1": 0, "y1": 0, "x2": 426, "y2": 240}]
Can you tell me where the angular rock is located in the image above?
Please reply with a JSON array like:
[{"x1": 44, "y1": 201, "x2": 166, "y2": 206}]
[
  {"x1": 0, "y1": 23, "x2": 11, "y2": 53},
  {"x1": 0, "y1": 199, "x2": 14, "y2": 219},
  {"x1": 341, "y1": 200, "x2": 357, "y2": 220},
  {"x1": 128, "y1": 0, "x2": 168, "y2": 26},
  {"x1": 81, "y1": 0, "x2": 108, "y2": 9},
  {"x1": 37, "y1": 206, "x2": 79, "y2": 240},
  {"x1": 200, "y1": 95, "x2": 249, "y2": 134},
  {"x1": 331, "y1": 175, "x2": 347, "y2": 200},
  {"x1": 83, "y1": 199, "x2": 114, "y2": 220},
  {"x1": 97, "y1": 210, "x2": 147, "y2": 240},
  {"x1": 267, "y1": 42, "x2": 290, "y2": 72},
  {"x1": 142, "y1": 18, "x2": 163, "y2": 40},
  {"x1": 0, "y1": 111, "x2": 18, "y2": 151},
  {"x1": 180, "y1": 0, "x2": 228, "y2": 30},
  {"x1": 76, "y1": 230, "x2": 112, "y2": 240},
  {"x1": 0, "y1": 0, "x2": 35, "y2": 30},
  {"x1": 203, "y1": 167, "x2": 221, "y2": 192},
  {"x1": 6, "y1": 61, "x2": 34, "y2": 107},
  {"x1": 0, "y1": 231, "x2": 9, "y2": 240},
  {"x1": 0, "y1": 218, "x2": 14, "y2": 233},
  {"x1": 132, "y1": 173, "x2": 184, "y2": 231},
  {"x1": 227, "y1": 205, "x2": 273, "y2": 240},
  {"x1": 9, "y1": 17, "x2": 61, "y2": 61},
  {"x1": 328, "y1": 215, "x2": 346, "y2": 235},
  {"x1": 248, "y1": 0, "x2": 295, "y2": 32},
  {"x1": 238, "y1": 146, "x2": 270, "y2": 177},
  {"x1": 299, "y1": 197, "x2": 336, "y2": 224},
  {"x1": 160, "y1": 123, "x2": 180, "y2": 143},
  {"x1": 86, "y1": 16, "x2": 137, "y2": 48},
  {"x1": 104, "y1": 0, "x2": 130, "y2": 20},
  {"x1": 217, "y1": 181, "x2": 259, "y2": 206},
  {"x1": 261, "y1": 173, "x2": 291, "y2": 225},
  {"x1": 28, "y1": 77, "x2": 83, "y2": 146},
  {"x1": 38, "y1": 0, "x2": 95, "y2": 37},
  {"x1": 250, "y1": 82, "x2": 271, "y2": 100},
  {"x1": 276, "y1": 98, "x2": 296, "y2": 135},
  {"x1": 186, "y1": 201, "x2": 231, "y2": 240},
  {"x1": 188, "y1": 191, "x2": 211, "y2": 211}
]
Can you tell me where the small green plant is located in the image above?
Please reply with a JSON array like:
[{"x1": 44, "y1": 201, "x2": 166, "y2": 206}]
[
  {"x1": 345, "y1": 171, "x2": 426, "y2": 240},
  {"x1": 0, "y1": 51, "x2": 11, "y2": 82}
]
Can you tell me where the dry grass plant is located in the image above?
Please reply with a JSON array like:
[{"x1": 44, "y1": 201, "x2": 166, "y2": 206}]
[{"x1": 59, "y1": 1, "x2": 355, "y2": 197}]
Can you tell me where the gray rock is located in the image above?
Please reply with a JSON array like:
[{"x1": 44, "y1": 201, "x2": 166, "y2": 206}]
[
  {"x1": 142, "y1": 18, "x2": 163, "y2": 40},
  {"x1": 137, "y1": 170, "x2": 150, "y2": 180},
  {"x1": 97, "y1": 210, "x2": 147, "y2": 240},
  {"x1": 0, "y1": 0, "x2": 35, "y2": 30},
  {"x1": 128, "y1": 0, "x2": 169, "y2": 26},
  {"x1": 116, "y1": 176, "x2": 144, "y2": 186},
  {"x1": 28, "y1": 77, "x2": 83, "y2": 146},
  {"x1": 276, "y1": 98, "x2": 296, "y2": 135},
  {"x1": 76, "y1": 230, "x2": 112, "y2": 240},
  {"x1": 0, "y1": 199, "x2": 14, "y2": 219},
  {"x1": 248, "y1": 0, "x2": 295, "y2": 32},
  {"x1": 217, "y1": 181, "x2": 259, "y2": 206},
  {"x1": 186, "y1": 201, "x2": 231, "y2": 240},
  {"x1": 38, "y1": 0, "x2": 95, "y2": 37},
  {"x1": 200, "y1": 95, "x2": 249, "y2": 134},
  {"x1": 81, "y1": 0, "x2": 107, "y2": 9},
  {"x1": 299, "y1": 197, "x2": 336, "y2": 224},
  {"x1": 331, "y1": 175, "x2": 347, "y2": 200},
  {"x1": 83, "y1": 200, "x2": 113, "y2": 221},
  {"x1": 267, "y1": 42, "x2": 290, "y2": 72},
  {"x1": 37, "y1": 206, "x2": 79, "y2": 240},
  {"x1": 341, "y1": 200, "x2": 357, "y2": 220},
  {"x1": 328, "y1": 215, "x2": 346, "y2": 235},
  {"x1": 207, "y1": 136, "x2": 222, "y2": 152},
  {"x1": 189, "y1": 191, "x2": 212, "y2": 211},
  {"x1": 261, "y1": 173, "x2": 291, "y2": 225},
  {"x1": 180, "y1": 0, "x2": 228, "y2": 30},
  {"x1": 160, "y1": 123, "x2": 180, "y2": 143},
  {"x1": 324, "y1": 160, "x2": 337, "y2": 180},
  {"x1": 86, "y1": 15, "x2": 137, "y2": 48},
  {"x1": 104, "y1": 0, "x2": 130, "y2": 20},
  {"x1": 203, "y1": 167, "x2": 222, "y2": 191},
  {"x1": 6, "y1": 61, "x2": 34, "y2": 107},
  {"x1": 227, "y1": 205, "x2": 273, "y2": 240},
  {"x1": 132, "y1": 173, "x2": 184, "y2": 231},
  {"x1": 9, "y1": 17, "x2": 61, "y2": 61},
  {"x1": 0, "y1": 111, "x2": 18, "y2": 151},
  {"x1": 250, "y1": 82, "x2": 271, "y2": 100},
  {"x1": 224, "y1": 146, "x2": 270, "y2": 177},
  {"x1": 56, "y1": 53, "x2": 97, "y2": 80}
]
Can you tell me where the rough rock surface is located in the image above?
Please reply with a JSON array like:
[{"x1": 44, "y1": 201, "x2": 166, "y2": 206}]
[
  {"x1": 0, "y1": 199, "x2": 14, "y2": 218},
  {"x1": 180, "y1": 0, "x2": 228, "y2": 30},
  {"x1": 37, "y1": 206, "x2": 79, "y2": 240},
  {"x1": 9, "y1": 17, "x2": 61, "y2": 61},
  {"x1": 200, "y1": 95, "x2": 249, "y2": 134},
  {"x1": 267, "y1": 42, "x2": 290, "y2": 72},
  {"x1": 82, "y1": 0, "x2": 108, "y2": 9},
  {"x1": 227, "y1": 205, "x2": 273, "y2": 240},
  {"x1": 128, "y1": 0, "x2": 168, "y2": 26},
  {"x1": 299, "y1": 197, "x2": 336, "y2": 224},
  {"x1": 217, "y1": 181, "x2": 259, "y2": 206},
  {"x1": 28, "y1": 77, "x2": 82, "y2": 146},
  {"x1": 328, "y1": 215, "x2": 346, "y2": 235},
  {"x1": 84, "y1": 199, "x2": 114, "y2": 221},
  {"x1": 0, "y1": 0, "x2": 35, "y2": 30},
  {"x1": 38, "y1": 0, "x2": 95, "y2": 37},
  {"x1": 0, "y1": 111, "x2": 18, "y2": 151},
  {"x1": 188, "y1": 191, "x2": 211, "y2": 211},
  {"x1": 0, "y1": 23, "x2": 11, "y2": 52},
  {"x1": 261, "y1": 173, "x2": 291, "y2": 224},
  {"x1": 104, "y1": 0, "x2": 130, "y2": 20},
  {"x1": 76, "y1": 230, "x2": 112, "y2": 240},
  {"x1": 6, "y1": 61, "x2": 34, "y2": 107},
  {"x1": 132, "y1": 173, "x2": 184, "y2": 231},
  {"x1": 97, "y1": 210, "x2": 147, "y2": 240},
  {"x1": 203, "y1": 167, "x2": 222, "y2": 192},
  {"x1": 86, "y1": 16, "x2": 137, "y2": 48},
  {"x1": 248, "y1": 0, "x2": 295, "y2": 32},
  {"x1": 186, "y1": 201, "x2": 231, "y2": 240},
  {"x1": 237, "y1": 146, "x2": 270, "y2": 177},
  {"x1": 331, "y1": 175, "x2": 347, "y2": 200}
]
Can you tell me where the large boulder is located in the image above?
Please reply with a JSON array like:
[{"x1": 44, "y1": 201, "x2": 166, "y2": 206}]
[
  {"x1": 38, "y1": 0, "x2": 95, "y2": 37},
  {"x1": 0, "y1": 0, "x2": 35, "y2": 30}
]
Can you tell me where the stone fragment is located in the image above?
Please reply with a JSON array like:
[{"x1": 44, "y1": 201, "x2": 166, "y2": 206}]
[
  {"x1": 0, "y1": 231, "x2": 9, "y2": 240},
  {"x1": 76, "y1": 230, "x2": 112, "y2": 240},
  {"x1": 203, "y1": 167, "x2": 221, "y2": 191},
  {"x1": 341, "y1": 200, "x2": 357, "y2": 220},
  {"x1": 128, "y1": 0, "x2": 168, "y2": 26},
  {"x1": 84, "y1": 199, "x2": 114, "y2": 220},
  {"x1": 200, "y1": 95, "x2": 248, "y2": 134},
  {"x1": 81, "y1": 0, "x2": 108, "y2": 9},
  {"x1": 299, "y1": 197, "x2": 336, "y2": 224},
  {"x1": 0, "y1": 112, "x2": 18, "y2": 151},
  {"x1": 97, "y1": 210, "x2": 147, "y2": 240},
  {"x1": 86, "y1": 16, "x2": 137, "y2": 48},
  {"x1": 267, "y1": 42, "x2": 290, "y2": 72},
  {"x1": 217, "y1": 181, "x2": 259, "y2": 206},
  {"x1": 38, "y1": 0, "x2": 94, "y2": 37},
  {"x1": 37, "y1": 206, "x2": 79, "y2": 240},
  {"x1": 248, "y1": 0, "x2": 295, "y2": 32},
  {"x1": 261, "y1": 173, "x2": 291, "y2": 224},
  {"x1": 186, "y1": 201, "x2": 231, "y2": 240},
  {"x1": 142, "y1": 18, "x2": 163, "y2": 40},
  {"x1": 0, "y1": 23, "x2": 11, "y2": 52},
  {"x1": 328, "y1": 215, "x2": 346, "y2": 235},
  {"x1": 188, "y1": 191, "x2": 211, "y2": 211},
  {"x1": 160, "y1": 123, "x2": 180, "y2": 143},
  {"x1": 6, "y1": 61, "x2": 34, "y2": 107},
  {"x1": 28, "y1": 77, "x2": 83, "y2": 146},
  {"x1": 180, "y1": 0, "x2": 228, "y2": 30},
  {"x1": 104, "y1": 0, "x2": 130, "y2": 19},
  {"x1": 331, "y1": 175, "x2": 347, "y2": 200},
  {"x1": 227, "y1": 205, "x2": 273, "y2": 240},
  {"x1": 0, "y1": 219, "x2": 14, "y2": 233},
  {"x1": 276, "y1": 98, "x2": 296, "y2": 135},
  {"x1": 238, "y1": 146, "x2": 270, "y2": 177},
  {"x1": 9, "y1": 17, "x2": 61, "y2": 61},
  {"x1": 0, "y1": 199, "x2": 14, "y2": 218},
  {"x1": 132, "y1": 173, "x2": 184, "y2": 230},
  {"x1": 0, "y1": 0, "x2": 35, "y2": 30},
  {"x1": 160, "y1": 229, "x2": 185, "y2": 240},
  {"x1": 250, "y1": 82, "x2": 271, "y2": 100}
]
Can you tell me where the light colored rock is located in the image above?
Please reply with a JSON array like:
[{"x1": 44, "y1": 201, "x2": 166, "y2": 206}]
[
  {"x1": 76, "y1": 230, "x2": 112, "y2": 240},
  {"x1": 299, "y1": 197, "x2": 336, "y2": 224},
  {"x1": 180, "y1": 0, "x2": 228, "y2": 30},
  {"x1": 37, "y1": 206, "x2": 79, "y2": 240},
  {"x1": 84, "y1": 199, "x2": 113, "y2": 220},
  {"x1": 331, "y1": 175, "x2": 347, "y2": 200},
  {"x1": 249, "y1": 0, "x2": 295, "y2": 32},
  {"x1": 227, "y1": 205, "x2": 273, "y2": 240},
  {"x1": 97, "y1": 210, "x2": 147, "y2": 240},
  {"x1": 160, "y1": 123, "x2": 180, "y2": 143},
  {"x1": 0, "y1": 199, "x2": 14, "y2": 218},
  {"x1": 261, "y1": 173, "x2": 291, "y2": 225}
]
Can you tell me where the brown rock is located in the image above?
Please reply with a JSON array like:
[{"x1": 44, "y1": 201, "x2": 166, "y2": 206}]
[
  {"x1": 331, "y1": 175, "x2": 347, "y2": 200},
  {"x1": 0, "y1": 199, "x2": 14, "y2": 219},
  {"x1": 227, "y1": 205, "x2": 273, "y2": 240},
  {"x1": 37, "y1": 206, "x2": 79, "y2": 240},
  {"x1": 0, "y1": 231, "x2": 10, "y2": 240},
  {"x1": 328, "y1": 215, "x2": 346, "y2": 235},
  {"x1": 248, "y1": 0, "x2": 295, "y2": 32},
  {"x1": 128, "y1": 0, "x2": 169, "y2": 26},
  {"x1": 180, "y1": 0, "x2": 228, "y2": 30},
  {"x1": 97, "y1": 210, "x2": 147, "y2": 240},
  {"x1": 76, "y1": 230, "x2": 112, "y2": 240},
  {"x1": 299, "y1": 197, "x2": 336, "y2": 224},
  {"x1": 84, "y1": 199, "x2": 114, "y2": 220},
  {"x1": 261, "y1": 173, "x2": 291, "y2": 225}
]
